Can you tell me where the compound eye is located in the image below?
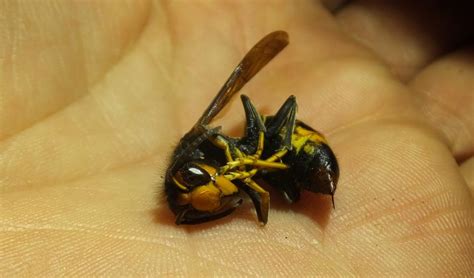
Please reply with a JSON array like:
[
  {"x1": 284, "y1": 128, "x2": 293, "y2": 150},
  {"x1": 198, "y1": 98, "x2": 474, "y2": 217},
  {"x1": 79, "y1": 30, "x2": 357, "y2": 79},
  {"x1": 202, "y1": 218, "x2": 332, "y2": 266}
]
[{"x1": 175, "y1": 163, "x2": 212, "y2": 189}]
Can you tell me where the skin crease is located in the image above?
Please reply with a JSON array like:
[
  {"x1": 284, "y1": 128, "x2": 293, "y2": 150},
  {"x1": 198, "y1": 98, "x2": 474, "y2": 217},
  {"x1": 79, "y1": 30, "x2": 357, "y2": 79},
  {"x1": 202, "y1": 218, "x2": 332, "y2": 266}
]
[{"x1": 1, "y1": 0, "x2": 473, "y2": 276}]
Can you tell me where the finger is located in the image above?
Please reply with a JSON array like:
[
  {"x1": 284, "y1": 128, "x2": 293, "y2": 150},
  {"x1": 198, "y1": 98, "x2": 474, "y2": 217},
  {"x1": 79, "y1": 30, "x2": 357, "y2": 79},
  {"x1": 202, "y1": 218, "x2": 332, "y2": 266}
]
[
  {"x1": 409, "y1": 46, "x2": 474, "y2": 162},
  {"x1": 335, "y1": 0, "x2": 474, "y2": 81},
  {"x1": 0, "y1": 47, "x2": 176, "y2": 192},
  {"x1": 0, "y1": 161, "x2": 164, "y2": 276},
  {"x1": 0, "y1": 0, "x2": 149, "y2": 139}
]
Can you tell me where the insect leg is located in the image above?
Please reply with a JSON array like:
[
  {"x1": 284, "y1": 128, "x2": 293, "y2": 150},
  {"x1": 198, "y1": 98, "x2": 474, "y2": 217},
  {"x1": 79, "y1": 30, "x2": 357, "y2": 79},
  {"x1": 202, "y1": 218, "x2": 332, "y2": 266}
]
[
  {"x1": 241, "y1": 94, "x2": 266, "y2": 136},
  {"x1": 252, "y1": 159, "x2": 288, "y2": 169},
  {"x1": 210, "y1": 135, "x2": 236, "y2": 162},
  {"x1": 253, "y1": 131, "x2": 265, "y2": 160},
  {"x1": 265, "y1": 149, "x2": 288, "y2": 163},
  {"x1": 240, "y1": 95, "x2": 266, "y2": 160},
  {"x1": 224, "y1": 169, "x2": 257, "y2": 181},
  {"x1": 240, "y1": 178, "x2": 270, "y2": 224},
  {"x1": 220, "y1": 157, "x2": 288, "y2": 174},
  {"x1": 266, "y1": 95, "x2": 297, "y2": 150},
  {"x1": 209, "y1": 135, "x2": 271, "y2": 175}
]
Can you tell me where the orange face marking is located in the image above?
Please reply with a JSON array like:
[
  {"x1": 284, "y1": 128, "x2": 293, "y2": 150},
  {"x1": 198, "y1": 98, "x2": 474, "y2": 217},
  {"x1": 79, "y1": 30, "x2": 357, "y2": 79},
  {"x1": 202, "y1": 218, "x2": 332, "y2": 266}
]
[
  {"x1": 215, "y1": 176, "x2": 239, "y2": 196},
  {"x1": 190, "y1": 184, "x2": 221, "y2": 212},
  {"x1": 177, "y1": 193, "x2": 191, "y2": 205}
]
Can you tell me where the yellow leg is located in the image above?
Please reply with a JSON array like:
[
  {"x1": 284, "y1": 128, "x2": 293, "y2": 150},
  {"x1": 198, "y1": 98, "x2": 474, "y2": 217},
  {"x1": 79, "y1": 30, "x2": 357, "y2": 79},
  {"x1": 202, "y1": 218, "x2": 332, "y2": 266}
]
[
  {"x1": 210, "y1": 136, "x2": 234, "y2": 162},
  {"x1": 265, "y1": 149, "x2": 288, "y2": 163},
  {"x1": 218, "y1": 131, "x2": 290, "y2": 175},
  {"x1": 251, "y1": 131, "x2": 265, "y2": 160},
  {"x1": 232, "y1": 131, "x2": 264, "y2": 166},
  {"x1": 219, "y1": 160, "x2": 240, "y2": 174},
  {"x1": 253, "y1": 160, "x2": 288, "y2": 170},
  {"x1": 219, "y1": 157, "x2": 287, "y2": 174},
  {"x1": 233, "y1": 148, "x2": 245, "y2": 171},
  {"x1": 224, "y1": 169, "x2": 258, "y2": 181}
]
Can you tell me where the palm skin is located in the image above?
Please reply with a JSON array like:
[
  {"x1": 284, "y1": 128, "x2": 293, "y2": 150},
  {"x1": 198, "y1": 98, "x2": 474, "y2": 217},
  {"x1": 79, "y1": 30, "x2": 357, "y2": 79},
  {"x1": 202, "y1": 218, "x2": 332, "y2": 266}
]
[{"x1": 1, "y1": 1, "x2": 473, "y2": 276}]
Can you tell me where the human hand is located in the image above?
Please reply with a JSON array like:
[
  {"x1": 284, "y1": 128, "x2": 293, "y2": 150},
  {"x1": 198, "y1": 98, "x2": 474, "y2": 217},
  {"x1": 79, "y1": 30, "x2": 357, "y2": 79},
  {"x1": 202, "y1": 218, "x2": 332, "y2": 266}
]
[{"x1": 1, "y1": 1, "x2": 473, "y2": 275}]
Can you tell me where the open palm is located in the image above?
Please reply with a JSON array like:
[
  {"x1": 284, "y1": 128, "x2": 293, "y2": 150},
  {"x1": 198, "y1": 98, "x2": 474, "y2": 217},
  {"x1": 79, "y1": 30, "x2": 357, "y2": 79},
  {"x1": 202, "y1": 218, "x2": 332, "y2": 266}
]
[{"x1": 2, "y1": 1, "x2": 473, "y2": 276}]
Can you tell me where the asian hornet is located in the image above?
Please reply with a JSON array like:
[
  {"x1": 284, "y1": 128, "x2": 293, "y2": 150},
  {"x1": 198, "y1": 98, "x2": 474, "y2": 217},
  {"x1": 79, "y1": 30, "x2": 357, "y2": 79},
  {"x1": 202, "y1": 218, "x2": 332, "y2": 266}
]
[{"x1": 164, "y1": 31, "x2": 339, "y2": 225}]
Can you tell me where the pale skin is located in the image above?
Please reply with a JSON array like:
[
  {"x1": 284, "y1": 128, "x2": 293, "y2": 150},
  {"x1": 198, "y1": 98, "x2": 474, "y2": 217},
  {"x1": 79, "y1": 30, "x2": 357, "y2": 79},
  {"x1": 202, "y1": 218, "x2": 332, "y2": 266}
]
[{"x1": 1, "y1": 0, "x2": 473, "y2": 276}]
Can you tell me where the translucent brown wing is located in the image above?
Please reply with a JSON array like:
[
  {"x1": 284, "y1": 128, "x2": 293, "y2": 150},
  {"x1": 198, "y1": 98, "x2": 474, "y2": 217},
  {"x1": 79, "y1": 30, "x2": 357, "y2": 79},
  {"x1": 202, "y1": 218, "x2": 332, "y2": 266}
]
[
  {"x1": 170, "y1": 31, "x2": 289, "y2": 170},
  {"x1": 197, "y1": 30, "x2": 289, "y2": 126}
]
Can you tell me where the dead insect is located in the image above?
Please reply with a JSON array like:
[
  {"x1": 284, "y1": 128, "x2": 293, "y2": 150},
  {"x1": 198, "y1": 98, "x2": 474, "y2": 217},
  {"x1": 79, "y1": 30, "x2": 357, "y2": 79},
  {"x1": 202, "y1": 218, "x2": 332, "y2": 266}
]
[{"x1": 164, "y1": 31, "x2": 339, "y2": 225}]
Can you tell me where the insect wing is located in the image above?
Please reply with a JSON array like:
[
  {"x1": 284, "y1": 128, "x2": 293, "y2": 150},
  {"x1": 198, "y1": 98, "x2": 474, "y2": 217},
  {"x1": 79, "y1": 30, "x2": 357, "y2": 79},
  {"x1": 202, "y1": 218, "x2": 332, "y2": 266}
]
[
  {"x1": 171, "y1": 31, "x2": 289, "y2": 169},
  {"x1": 197, "y1": 30, "x2": 289, "y2": 126}
]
